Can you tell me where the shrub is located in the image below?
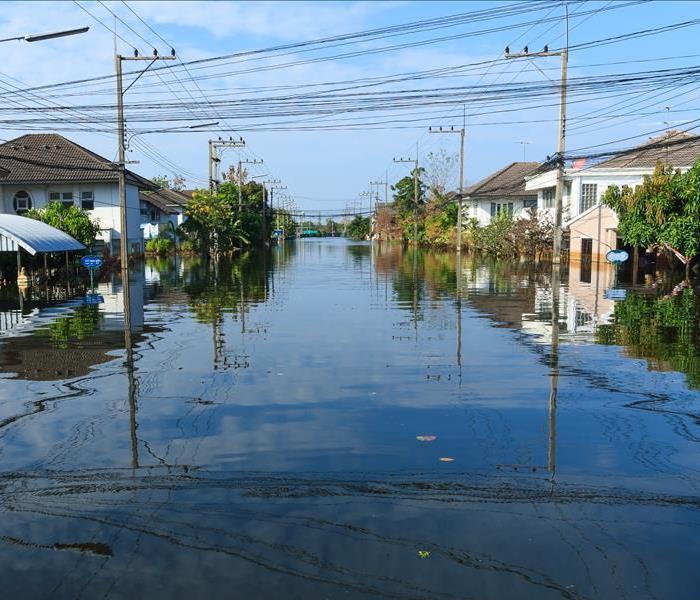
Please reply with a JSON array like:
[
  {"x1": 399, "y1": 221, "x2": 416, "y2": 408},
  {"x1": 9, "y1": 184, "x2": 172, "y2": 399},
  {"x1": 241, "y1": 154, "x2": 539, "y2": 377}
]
[{"x1": 145, "y1": 237, "x2": 174, "y2": 256}]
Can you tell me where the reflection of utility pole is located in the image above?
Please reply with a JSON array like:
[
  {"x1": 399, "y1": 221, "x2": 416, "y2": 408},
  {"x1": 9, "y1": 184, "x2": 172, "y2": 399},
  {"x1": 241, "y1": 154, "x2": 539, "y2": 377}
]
[
  {"x1": 122, "y1": 270, "x2": 138, "y2": 471},
  {"x1": 506, "y1": 6, "x2": 568, "y2": 265},
  {"x1": 548, "y1": 263, "x2": 560, "y2": 477}
]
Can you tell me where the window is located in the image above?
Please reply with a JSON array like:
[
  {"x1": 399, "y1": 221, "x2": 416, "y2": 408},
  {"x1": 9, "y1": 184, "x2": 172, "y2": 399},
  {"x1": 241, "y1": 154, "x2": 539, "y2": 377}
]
[
  {"x1": 580, "y1": 183, "x2": 598, "y2": 213},
  {"x1": 81, "y1": 191, "x2": 94, "y2": 210},
  {"x1": 490, "y1": 202, "x2": 514, "y2": 217},
  {"x1": 523, "y1": 197, "x2": 537, "y2": 210},
  {"x1": 60, "y1": 192, "x2": 74, "y2": 208},
  {"x1": 12, "y1": 190, "x2": 32, "y2": 214},
  {"x1": 49, "y1": 192, "x2": 60, "y2": 202},
  {"x1": 580, "y1": 238, "x2": 593, "y2": 283},
  {"x1": 542, "y1": 187, "x2": 555, "y2": 209}
]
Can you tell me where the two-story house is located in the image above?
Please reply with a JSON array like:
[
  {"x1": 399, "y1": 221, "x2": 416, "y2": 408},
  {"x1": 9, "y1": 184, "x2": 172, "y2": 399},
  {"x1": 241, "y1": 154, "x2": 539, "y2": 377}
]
[
  {"x1": 525, "y1": 131, "x2": 700, "y2": 261},
  {"x1": 0, "y1": 133, "x2": 155, "y2": 255}
]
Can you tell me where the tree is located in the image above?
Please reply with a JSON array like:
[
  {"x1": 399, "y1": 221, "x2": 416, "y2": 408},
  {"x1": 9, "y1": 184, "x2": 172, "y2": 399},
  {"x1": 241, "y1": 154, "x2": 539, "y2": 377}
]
[
  {"x1": 425, "y1": 149, "x2": 458, "y2": 197},
  {"x1": 26, "y1": 201, "x2": 101, "y2": 248},
  {"x1": 152, "y1": 174, "x2": 185, "y2": 191},
  {"x1": 346, "y1": 215, "x2": 370, "y2": 240},
  {"x1": 391, "y1": 167, "x2": 427, "y2": 218},
  {"x1": 181, "y1": 190, "x2": 249, "y2": 259},
  {"x1": 603, "y1": 161, "x2": 700, "y2": 278}
]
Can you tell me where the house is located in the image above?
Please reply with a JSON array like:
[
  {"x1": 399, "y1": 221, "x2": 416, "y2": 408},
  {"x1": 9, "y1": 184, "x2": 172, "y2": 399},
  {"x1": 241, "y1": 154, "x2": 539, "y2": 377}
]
[
  {"x1": 463, "y1": 162, "x2": 540, "y2": 226},
  {"x1": 139, "y1": 188, "x2": 189, "y2": 240},
  {"x1": 525, "y1": 131, "x2": 700, "y2": 261},
  {"x1": 0, "y1": 133, "x2": 156, "y2": 255}
]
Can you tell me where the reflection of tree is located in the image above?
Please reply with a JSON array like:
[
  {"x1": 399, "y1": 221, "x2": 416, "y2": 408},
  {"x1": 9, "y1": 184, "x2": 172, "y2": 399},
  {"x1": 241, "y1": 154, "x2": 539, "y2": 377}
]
[
  {"x1": 597, "y1": 288, "x2": 700, "y2": 388},
  {"x1": 48, "y1": 305, "x2": 102, "y2": 349}
]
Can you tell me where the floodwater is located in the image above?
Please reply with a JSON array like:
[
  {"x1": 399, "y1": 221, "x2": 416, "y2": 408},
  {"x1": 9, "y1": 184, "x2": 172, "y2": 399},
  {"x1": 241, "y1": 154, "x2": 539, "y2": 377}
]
[{"x1": 0, "y1": 238, "x2": 698, "y2": 599}]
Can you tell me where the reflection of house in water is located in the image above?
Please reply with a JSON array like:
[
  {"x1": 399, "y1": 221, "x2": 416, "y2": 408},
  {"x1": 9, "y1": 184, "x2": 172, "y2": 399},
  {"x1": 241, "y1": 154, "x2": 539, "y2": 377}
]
[{"x1": 0, "y1": 273, "x2": 147, "y2": 381}]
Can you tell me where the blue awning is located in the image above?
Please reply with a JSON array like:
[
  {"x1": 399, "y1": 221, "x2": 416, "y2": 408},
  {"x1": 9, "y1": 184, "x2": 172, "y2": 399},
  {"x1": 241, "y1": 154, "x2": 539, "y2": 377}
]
[{"x1": 0, "y1": 214, "x2": 85, "y2": 255}]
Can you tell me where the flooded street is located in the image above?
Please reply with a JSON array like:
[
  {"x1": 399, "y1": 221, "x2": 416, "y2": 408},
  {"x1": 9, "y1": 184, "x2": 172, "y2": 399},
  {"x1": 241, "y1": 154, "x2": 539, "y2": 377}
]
[{"x1": 0, "y1": 238, "x2": 698, "y2": 599}]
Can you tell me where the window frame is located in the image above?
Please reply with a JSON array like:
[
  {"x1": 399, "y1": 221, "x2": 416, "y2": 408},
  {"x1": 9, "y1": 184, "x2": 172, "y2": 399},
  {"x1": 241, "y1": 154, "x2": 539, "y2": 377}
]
[
  {"x1": 580, "y1": 183, "x2": 598, "y2": 213},
  {"x1": 80, "y1": 190, "x2": 94, "y2": 210},
  {"x1": 12, "y1": 190, "x2": 32, "y2": 214},
  {"x1": 542, "y1": 187, "x2": 555, "y2": 209}
]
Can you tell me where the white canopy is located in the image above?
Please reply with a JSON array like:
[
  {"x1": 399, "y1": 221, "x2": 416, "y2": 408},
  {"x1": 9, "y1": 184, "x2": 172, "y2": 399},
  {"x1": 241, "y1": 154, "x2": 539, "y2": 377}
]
[{"x1": 0, "y1": 214, "x2": 85, "y2": 255}]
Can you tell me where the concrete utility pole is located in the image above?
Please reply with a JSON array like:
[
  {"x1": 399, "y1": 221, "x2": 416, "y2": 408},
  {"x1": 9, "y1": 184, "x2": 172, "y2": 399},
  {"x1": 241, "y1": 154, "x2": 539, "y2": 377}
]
[
  {"x1": 429, "y1": 123, "x2": 466, "y2": 254},
  {"x1": 505, "y1": 10, "x2": 568, "y2": 265},
  {"x1": 208, "y1": 137, "x2": 245, "y2": 191},
  {"x1": 116, "y1": 49, "x2": 175, "y2": 281},
  {"x1": 237, "y1": 158, "x2": 263, "y2": 212},
  {"x1": 393, "y1": 147, "x2": 420, "y2": 245},
  {"x1": 262, "y1": 179, "x2": 281, "y2": 242}
]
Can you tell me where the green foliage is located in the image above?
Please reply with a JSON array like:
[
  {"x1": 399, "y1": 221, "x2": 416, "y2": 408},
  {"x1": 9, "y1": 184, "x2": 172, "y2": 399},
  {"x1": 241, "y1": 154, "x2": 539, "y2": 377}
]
[
  {"x1": 145, "y1": 237, "x2": 174, "y2": 256},
  {"x1": 48, "y1": 305, "x2": 101, "y2": 349},
  {"x1": 468, "y1": 212, "x2": 517, "y2": 257},
  {"x1": 391, "y1": 168, "x2": 427, "y2": 218},
  {"x1": 603, "y1": 161, "x2": 700, "y2": 265},
  {"x1": 597, "y1": 287, "x2": 700, "y2": 388},
  {"x1": 25, "y1": 201, "x2": 100, "y2": 248},
  {"x1": 346, "y1": 215, "x2": 370, "y2": 240},
  {"x1": 181, "y1": 188, "x2": 251, "y2": 257}
]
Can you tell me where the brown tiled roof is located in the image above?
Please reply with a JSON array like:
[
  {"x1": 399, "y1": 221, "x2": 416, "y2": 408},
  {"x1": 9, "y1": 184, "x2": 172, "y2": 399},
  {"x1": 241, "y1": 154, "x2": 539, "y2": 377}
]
[
  {"x1": 0, "y1": 133, "x2": 155, "y2": 188},
  {"x1": 592, "y1": 130, "x2": 700, "y2": 169},
  {"x1": 465, "y1": 162, "x2": 540, "y2": 198},
  {"x1": 140, "y1": 188, "x2": 188, "y2": 215}
]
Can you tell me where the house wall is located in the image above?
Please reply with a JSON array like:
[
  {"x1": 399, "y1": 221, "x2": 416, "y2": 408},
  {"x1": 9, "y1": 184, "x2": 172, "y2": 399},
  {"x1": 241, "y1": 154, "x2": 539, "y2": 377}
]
[
  {"x1": 464, "y1": 195, "x2": 538, "y2": 226},
  {"x1": 0, "y1": 182, "x2": 143, "y2": 254},
  {"x1": 569, "y1": 205, "x2": 619, "y2": 261}
]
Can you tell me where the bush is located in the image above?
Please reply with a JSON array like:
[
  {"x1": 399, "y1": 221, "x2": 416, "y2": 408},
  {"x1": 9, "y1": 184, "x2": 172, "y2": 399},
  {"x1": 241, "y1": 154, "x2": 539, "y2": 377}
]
[{"x1": 145, "y1": 237, "x2": 174, "y2": 256}]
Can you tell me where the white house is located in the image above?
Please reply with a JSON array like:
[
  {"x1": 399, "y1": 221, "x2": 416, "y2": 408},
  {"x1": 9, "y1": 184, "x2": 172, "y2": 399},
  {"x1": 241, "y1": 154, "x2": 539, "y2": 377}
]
[
  {"x1": 0, "y1": 133, "x2": 156, "y2": 254},
  {"x1": 139, "y1": 188, "x2": 189, "y2": 240},
  {"x1": 525, "y1": 131, "x2": 700, "y2": 260},
  {"x1": 463, "y1": 162, "x2": 540, "y2": 226}
]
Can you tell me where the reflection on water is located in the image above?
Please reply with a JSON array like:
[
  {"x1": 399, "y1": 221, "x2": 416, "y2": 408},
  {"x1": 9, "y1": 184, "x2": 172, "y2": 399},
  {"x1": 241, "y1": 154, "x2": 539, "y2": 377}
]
[{"x1": 0, "y1": 239, "x2": 698, "y2": 599}]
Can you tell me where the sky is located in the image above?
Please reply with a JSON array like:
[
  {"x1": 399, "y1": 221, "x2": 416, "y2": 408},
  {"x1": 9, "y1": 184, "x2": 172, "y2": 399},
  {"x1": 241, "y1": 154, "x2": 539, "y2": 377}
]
[{"x1": 0, "y1": 1, "x2": 699, "y2": 213}]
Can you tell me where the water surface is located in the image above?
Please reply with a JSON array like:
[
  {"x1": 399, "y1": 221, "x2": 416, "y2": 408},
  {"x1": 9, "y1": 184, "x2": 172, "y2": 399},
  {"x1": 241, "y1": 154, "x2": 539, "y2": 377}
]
[{"x1": 0, "y1": 239, "x2": 698, "y2": 599}]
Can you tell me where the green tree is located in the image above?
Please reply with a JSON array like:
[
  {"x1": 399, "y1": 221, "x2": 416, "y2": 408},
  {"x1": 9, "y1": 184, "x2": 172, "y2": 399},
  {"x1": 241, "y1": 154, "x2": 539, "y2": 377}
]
[
  {"x1": 346, "y1": 215, "x2": 370, "y2": 240},
  {"x1": 26, "y1": 201, "x2": 101, "y2": 248},
  {"x1": 603, "y1": 161, "x2": 700, "y2": 277},
  {"x1": 391, "y1": 168, "x2": 427, "y2": 218}
]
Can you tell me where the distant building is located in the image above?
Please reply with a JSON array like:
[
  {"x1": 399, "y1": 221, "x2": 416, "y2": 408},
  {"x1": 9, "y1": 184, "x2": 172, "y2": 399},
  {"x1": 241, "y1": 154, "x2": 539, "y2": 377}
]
[
  {"x1": 525, "y1": 131, "x2": 700, "y2": 261},
  {"x1": 139, "y1": 188, "x2": 190, "y2": 240},
  {"x1": 0, "y1": 133, "x2": 156, "y2": 254},
  {"x1": 463, "y1": 162, "x2": 540, "y2": 226}
]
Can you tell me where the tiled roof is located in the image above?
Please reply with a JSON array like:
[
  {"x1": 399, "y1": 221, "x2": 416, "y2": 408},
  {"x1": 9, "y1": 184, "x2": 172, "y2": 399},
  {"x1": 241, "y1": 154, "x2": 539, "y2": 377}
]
[
  {"x1": 140, "y1": 188, "x2": 189, "y2": 215},
  {"x1": 0, "y1": 133, "x2": 155, "y2": 188},
  {"x1": 465, "y1": 162, "x2": 540, "y2": 198},
  {"x1": 592, "y1": 130, "x2": 700, "y2": 169}
]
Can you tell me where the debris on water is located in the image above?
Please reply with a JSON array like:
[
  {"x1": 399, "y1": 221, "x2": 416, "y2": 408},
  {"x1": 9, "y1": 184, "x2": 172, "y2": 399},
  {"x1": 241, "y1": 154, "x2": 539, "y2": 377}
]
[
  {"x1": 417, "y1": 550, "x2": 430, "y2": 558},
  {"x1": 439, "y1": 457, "x2": 455, "y2": 462},
  {"x1": 416, "y1": 435, "x2": 436, "y2": 442}
]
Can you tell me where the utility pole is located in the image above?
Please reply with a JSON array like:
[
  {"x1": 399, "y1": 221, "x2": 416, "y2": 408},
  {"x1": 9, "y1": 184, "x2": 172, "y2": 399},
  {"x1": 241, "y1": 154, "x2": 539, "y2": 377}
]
[
  {"x1": 236, "y1": 158, "x2": 263, "y2": 212},
  {"x1": 393, "y1": 148, "x2": 420, "y2": 245},
  {"x1": 262, "y1": 179, "x2": 281, "y2": 243},
  {"x1": 116, "y1": 48, "x2": 175, "y2": 281},
  {"x1": 208, "y1": 137, "x2": 245, "y2": 191},
  {"x1": 429, "y1": 122, "x2": 465, "y2": 254},
  {"x1": 505, "y1": 11, "x2": 568, "y2": 265}
]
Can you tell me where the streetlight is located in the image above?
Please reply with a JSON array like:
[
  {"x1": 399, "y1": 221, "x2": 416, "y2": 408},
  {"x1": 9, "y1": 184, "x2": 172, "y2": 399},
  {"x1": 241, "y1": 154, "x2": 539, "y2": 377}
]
[
  {"x1": 0, "y1": 26, "x2": 89, "y2": 44},
  {"x1": 126, "y1": 121, "x2": 219, "y2": 148}
]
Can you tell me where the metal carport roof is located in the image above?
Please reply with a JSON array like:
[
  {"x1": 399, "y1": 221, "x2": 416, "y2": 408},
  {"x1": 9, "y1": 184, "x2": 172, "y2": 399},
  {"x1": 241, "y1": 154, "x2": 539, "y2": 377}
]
[{"x1": 0, "y1": 214, "x2": 85, "y2": 255}]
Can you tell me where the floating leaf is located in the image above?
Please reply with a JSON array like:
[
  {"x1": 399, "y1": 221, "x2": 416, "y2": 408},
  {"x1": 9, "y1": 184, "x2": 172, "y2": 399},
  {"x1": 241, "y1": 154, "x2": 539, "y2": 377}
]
[
  {"x1": 417, "y1": 550, "x2": 431, "y2": 559},
  {"x1": 416, "y1": 435, "x2": 436, "y2": 442},
  {"x1": 439, "y1": 457, "x2": 454, "y2": 462}
]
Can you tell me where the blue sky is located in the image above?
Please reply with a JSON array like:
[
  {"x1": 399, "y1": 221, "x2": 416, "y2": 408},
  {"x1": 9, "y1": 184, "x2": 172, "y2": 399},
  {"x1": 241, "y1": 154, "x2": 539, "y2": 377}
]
[{"x1": 1, "y1": 1, "x2": 699, "y2": 211}]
